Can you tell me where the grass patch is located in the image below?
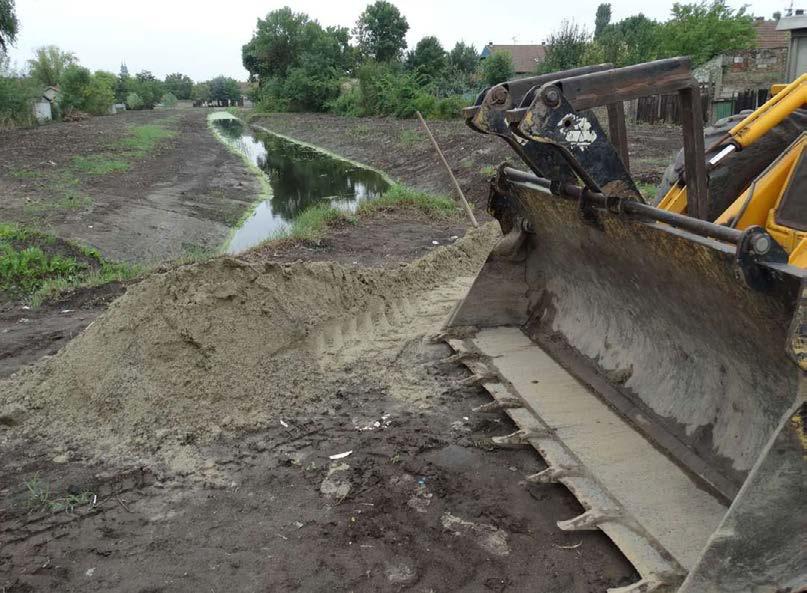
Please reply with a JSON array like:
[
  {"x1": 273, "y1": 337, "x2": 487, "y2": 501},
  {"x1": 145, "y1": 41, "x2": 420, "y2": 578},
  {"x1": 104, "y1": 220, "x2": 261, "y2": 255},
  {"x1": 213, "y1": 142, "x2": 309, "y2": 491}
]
[
  {"x1": 0, "y1": 243, "x2": 82, "y2": 293},
  {"x1": 30, "y1": 259, "x2": 140, "y2": 308},
  {"x1": 117, "y1": 123, "x2": 176, "y2": 156},
  {"x1": 287, "y1": 204, "x2": 355, "y2": 241},
  {"x1": 71, "y1": 155, "x2": 130, "y2": 175},
  {"x1": 9, "y1": 168, "x2": 41, "y2": 179},
  {"x1": 399, "y1": 129, "x2": 423, "y2": 146},
  {"x1": 635, "y1": 181, "x2": 657, "y2": 201},
  {"x1": 24, "y1": 475, "x2": 94, "y2": 513},
  {"x1": 358, "y1": 184, "x2": 458, "y2": 218},
  {"x1": 0, "y1": 222, "x2": 141, "y2": 306},
  {"x1": 479, "y1": 165, "x2": 496, "y2": 178}
]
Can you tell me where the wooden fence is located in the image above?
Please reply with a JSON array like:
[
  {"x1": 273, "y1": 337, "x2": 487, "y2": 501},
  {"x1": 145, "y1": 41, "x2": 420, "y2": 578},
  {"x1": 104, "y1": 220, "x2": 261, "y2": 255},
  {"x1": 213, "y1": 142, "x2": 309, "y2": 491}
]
[
  {"x1": 627, "y1": 84, "x2": 712, "y2": 125},
  {"x1": 627, "y1": 85, "x2": 771, "y2": 125}
]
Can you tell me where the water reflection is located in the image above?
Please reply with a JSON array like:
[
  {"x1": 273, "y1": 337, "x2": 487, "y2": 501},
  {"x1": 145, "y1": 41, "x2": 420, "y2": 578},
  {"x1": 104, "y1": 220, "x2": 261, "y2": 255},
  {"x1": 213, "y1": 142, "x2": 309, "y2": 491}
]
[{"x1": 214, "y1": 118, "x2": 390, "y2": 253}]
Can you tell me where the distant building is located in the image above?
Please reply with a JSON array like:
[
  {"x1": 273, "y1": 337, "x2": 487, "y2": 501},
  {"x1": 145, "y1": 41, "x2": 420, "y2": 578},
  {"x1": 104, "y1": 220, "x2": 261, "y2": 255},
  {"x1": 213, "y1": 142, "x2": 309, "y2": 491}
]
[
  {"x1": 480, "y1": 43, "x2": 547, "y2": 74},
  {"x1": 777, "y1": 10, "x2": 807, "y2": 81},
  {"x1": 753, "y1": 17, "x2": 790, "y2": 49}
]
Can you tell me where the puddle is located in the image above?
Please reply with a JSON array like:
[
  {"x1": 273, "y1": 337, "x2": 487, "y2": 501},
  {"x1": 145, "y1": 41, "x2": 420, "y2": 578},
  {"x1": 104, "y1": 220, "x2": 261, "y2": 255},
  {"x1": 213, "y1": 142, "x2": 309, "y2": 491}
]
[{"x1": 212, "y1": 116, "x2": 390, "y2": 253}]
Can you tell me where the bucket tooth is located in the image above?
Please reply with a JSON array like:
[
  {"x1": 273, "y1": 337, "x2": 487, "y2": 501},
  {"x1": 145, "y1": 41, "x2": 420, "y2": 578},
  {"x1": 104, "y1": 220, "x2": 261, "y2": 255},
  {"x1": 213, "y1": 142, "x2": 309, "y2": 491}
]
[
  {"x1": 472, "y1": 396, "x2": 522, "y2": 413},
  {"x1": 606, "y1": 577, "x2": 668, "y2": 593},
  {"x1": 427, "y1": 327, "x2": 478, "y2": 343},
  {"x1": 491, "y1": 429, "x2": 531, "y2": 447},
  {"x1": 434, "y1": 350, "x2": 480, "y2": 367},
  {"x1": 558, "y1": 509, "x2": 620, "y2": 531},
  {"x1": 525, "y1": 465, "x2": 579, "y2": 484},
  {"x1": 450, "y1": 371, "x2": 498, "y2": 391}
]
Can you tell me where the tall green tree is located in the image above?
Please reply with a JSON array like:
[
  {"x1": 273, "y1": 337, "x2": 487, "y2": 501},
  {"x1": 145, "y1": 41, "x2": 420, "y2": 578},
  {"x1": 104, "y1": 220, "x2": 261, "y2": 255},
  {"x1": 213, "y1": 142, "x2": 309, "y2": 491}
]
[
  {"x1": 242, "y1": 8, "x2": 353, "y2": 112},
  {"x1": 407, "y1": 36, "x2": 446, "y2": 79},
  {"x1": 242, "y1": 7, "x2": 310, "y2": 83},
  {"x1": 164, "y1": 73, "x2": 193, "y2": 100},
  {"x1": 353, "y1": 1, "x2": 409, "y2": 62},
  {"x1": 447, "y1": 42, "x2": 478, "y2": 75},
  {"x1": 594, "y1": 3, "x2": 612, "y2": 38},
  {"x1": 209, "y1": 76, "x2": 241, "y2": 103},
  {"x1": 130, "y1": 70, "x2": 164, "y2": 109},
  {"x1": 585, "y1": 14, "x2": 661, "y2": 66},
  {"x1": 480, "y1": 51, "x2": 514, "y2": 86},
  {"x1": 539, "y1": 21, "x2": 590, "y2": 73},
  {"x1": 27, "y1": 46, "x2": 77, "y2": 87},
  {"x1": 658, "y1": 0, "x2": 756, "y2": 65},
  {"x1": 60, "y1": 65, "x2": 114, "y2": 115},
  {"x1": 0, "y1": 0, "x2": 17, "y2": 53}
]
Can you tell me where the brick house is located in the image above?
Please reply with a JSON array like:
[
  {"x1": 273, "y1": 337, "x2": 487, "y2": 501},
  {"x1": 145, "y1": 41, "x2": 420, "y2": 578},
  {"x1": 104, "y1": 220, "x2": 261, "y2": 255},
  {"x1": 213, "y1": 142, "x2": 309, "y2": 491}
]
[{"x1": 480, "y1": 43, "x2": 548, "y2": 74}]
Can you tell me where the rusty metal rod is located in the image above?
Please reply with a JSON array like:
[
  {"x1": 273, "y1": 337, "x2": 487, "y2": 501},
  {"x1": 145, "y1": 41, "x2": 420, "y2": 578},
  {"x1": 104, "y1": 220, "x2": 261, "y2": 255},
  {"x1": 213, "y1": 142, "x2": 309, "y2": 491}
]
[
  {"x1": 502, "y1": 167, "x2": 742, "y2": 244},
  {"x1": 416, "y1": 111, "x2": 479, "y2": 228}
]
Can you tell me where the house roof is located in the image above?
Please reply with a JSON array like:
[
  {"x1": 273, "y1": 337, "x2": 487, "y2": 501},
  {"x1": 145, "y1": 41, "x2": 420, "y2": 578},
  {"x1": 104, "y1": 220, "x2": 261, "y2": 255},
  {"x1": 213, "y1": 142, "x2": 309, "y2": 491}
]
[
  {"x1": 754, "y1": 19, "x2": 789, "y2": 48},
  {"x1": 481, "y1": 44, "x2": 547, "y2": 73}
]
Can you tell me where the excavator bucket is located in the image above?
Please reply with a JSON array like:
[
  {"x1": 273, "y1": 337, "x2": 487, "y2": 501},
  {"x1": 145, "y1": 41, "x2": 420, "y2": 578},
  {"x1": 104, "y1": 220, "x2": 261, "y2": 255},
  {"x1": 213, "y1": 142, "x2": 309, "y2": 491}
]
[{"x1": 444, "y1": 59, "x2": 806, "y2": 592}]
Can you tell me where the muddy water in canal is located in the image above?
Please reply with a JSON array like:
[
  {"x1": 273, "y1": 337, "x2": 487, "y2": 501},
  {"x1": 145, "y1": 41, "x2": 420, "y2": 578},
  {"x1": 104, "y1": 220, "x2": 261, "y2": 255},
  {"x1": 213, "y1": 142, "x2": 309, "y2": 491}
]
[{"x1": 212, "y1": 117, "x2": 390, "y2": 253}]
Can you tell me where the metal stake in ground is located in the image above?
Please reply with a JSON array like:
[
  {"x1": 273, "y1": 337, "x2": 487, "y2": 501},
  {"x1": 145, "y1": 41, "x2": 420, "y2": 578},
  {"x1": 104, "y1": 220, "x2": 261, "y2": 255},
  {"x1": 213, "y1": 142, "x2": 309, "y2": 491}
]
[{"x1": 416, "y1": 111, "x2": 478, "y2": 228}]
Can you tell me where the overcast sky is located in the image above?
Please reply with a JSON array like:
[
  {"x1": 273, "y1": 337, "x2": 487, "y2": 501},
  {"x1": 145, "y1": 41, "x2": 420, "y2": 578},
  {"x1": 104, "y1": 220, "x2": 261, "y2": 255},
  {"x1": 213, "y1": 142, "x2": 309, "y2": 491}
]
[{"x1": 6, "y1": 0, "x2": 785, "y2": 81}]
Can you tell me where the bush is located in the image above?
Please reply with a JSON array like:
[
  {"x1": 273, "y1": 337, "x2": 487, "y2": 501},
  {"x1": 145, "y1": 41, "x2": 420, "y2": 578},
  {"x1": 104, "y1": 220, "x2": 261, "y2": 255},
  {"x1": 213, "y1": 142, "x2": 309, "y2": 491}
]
[
  {"x1": 126, "y1": 92, "x2": 143, "y2": 110},
  {"x1": 59, "y1": 65, "x2": 114, "y2": 115},
  {"x1": 434, "y1": 95, "x2": 468, "y2": 119},
  {"x1": 327, "y1": 85, "x2": 361, "y2": 116},
  {"x1": 161, "y1": 92, "x2": 178, "y2": 108},
  {"x1": 0, "y1": 76, "x2": 37, "y2": 128},
  {"x1": 480, "y1": 51, "x2": 514, "y2": 86}
]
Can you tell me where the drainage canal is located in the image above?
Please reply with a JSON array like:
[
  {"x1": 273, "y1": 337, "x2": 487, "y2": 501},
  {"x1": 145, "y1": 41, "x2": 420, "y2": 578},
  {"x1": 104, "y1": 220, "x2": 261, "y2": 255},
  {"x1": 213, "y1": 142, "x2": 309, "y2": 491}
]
[{"x1": 212, "y1": 115, "x2": 390, "y2": 253}]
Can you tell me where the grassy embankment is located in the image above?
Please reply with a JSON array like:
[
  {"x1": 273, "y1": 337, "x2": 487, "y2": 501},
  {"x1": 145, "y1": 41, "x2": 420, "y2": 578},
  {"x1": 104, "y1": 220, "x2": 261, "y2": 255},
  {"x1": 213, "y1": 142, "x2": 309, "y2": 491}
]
[{"x1": 279, "y1": 185, "x2": 460, "y2": 242}]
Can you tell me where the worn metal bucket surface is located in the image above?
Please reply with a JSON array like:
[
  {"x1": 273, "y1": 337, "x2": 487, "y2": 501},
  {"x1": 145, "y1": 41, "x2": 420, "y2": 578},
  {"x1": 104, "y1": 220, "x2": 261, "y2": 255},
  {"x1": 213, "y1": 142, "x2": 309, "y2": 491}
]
[{"x1": 444, "y1": 173, "x2": 805, "y2": 592}]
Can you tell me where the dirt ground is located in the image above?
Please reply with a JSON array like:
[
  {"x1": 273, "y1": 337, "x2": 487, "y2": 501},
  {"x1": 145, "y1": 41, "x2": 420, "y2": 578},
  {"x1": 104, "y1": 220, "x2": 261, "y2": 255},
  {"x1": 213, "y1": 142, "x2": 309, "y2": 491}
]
[
  {"x1": 1, "y1": 227, "x2": 637, "y2": 593},
  {"x1": 0, "y1": 108, "x2": 260, "y2": 264},
  {"x1": 0, "y1": 109, "x2": 683, "y2": 592}
]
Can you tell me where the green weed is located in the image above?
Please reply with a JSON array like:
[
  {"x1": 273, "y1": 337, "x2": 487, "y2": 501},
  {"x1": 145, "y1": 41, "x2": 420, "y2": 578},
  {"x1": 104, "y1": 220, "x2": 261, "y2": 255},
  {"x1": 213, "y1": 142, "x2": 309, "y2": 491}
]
[
  {"x1": 9, "y1": 168, "x2": 41, "y2": 179},
  {"x1": 0, "y1": 222, "x2": 141, "y2": 305},
  {"x1": 358, "y1": 184, "x2": 458, "y2": 218},
  {"x1": 71, "y1": 155, "x2": 130, "y2": 175},
  {"x1": 24, "y1": 476, "x2": 94, "y2": 513},
  {"x1": 479, "y1": 165, "x2": 496, "y2": 178},
  {"x1": 0, "y1": 243, "x2": 83, "y2": 293},
  {"x1": 31, "y1": 259, "x2": 140, "y2": 308},
  {"x1": 117, "y1": 123, "x2": 176, "y2": 156},
  {"x1": 288, "y1": 204, "x2": 354, "y2": 240},
  {"x1": 399, "y1": 129, "x2": 423, "y2": 146},
  {"x1": 635, "y1": 181, "x2": 657, "y2": 200}
]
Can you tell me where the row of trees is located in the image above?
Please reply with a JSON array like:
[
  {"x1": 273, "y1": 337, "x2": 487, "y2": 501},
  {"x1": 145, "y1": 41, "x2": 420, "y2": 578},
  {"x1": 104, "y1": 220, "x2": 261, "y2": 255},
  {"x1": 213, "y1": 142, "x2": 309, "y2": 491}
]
[
  {"x1": 242, "y1": 3, "x2": 491, "y2": 117},
  {"x1": 540, "y1": 2, "x2": 756, "y2": 73},
  {"x1": 243, "y1": 0, "x2": 759, "y2": 120},
  {"x1": 0, "y1": 2, "x2": 245, "y2": 126}
]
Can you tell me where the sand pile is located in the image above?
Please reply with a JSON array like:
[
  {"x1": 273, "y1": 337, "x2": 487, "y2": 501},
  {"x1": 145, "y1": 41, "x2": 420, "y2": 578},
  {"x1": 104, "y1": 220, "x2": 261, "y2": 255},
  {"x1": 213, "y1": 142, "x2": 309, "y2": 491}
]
[{"x1": 0, "y1": 224, "x2": 499, "y2": 464}]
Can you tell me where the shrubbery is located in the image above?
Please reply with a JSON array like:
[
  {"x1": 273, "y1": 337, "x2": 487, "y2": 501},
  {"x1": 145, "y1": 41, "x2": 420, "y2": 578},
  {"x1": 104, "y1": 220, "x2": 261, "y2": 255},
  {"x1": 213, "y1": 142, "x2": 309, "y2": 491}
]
[
  {"x1": 0, "y1": 75, "x2": 37, "y2": 128},
  {"x1": 244, "y1": 6, "x2": 476, "y2": 120},
  {"x1": 59, "y1": 65, "x2": 114, "y2": 115},
  {"x1": 125, "y1": 92, "x2": 143, "y2": 110},
  {"x1": 161, "y1": 92, "x2": 178, "y2": 108}
]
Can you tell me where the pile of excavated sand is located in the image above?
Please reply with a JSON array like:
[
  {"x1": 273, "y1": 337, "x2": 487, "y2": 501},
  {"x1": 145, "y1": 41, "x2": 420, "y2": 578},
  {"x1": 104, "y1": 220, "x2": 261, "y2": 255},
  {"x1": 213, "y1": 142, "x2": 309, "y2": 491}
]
[{"x1": 0, "y1": 224, "x2": 499, "y2": 467}]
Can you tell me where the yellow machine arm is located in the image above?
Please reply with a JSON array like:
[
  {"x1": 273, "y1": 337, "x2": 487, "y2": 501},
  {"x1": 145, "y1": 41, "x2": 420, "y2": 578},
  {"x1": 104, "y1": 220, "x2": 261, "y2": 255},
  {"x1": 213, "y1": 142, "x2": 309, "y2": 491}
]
[
  {"x1": 657, "y1": 74, "x2": 807, "y2": 265},
  {"x1": 709, "y1": 73, "x2": 807, "y2": 163}
]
